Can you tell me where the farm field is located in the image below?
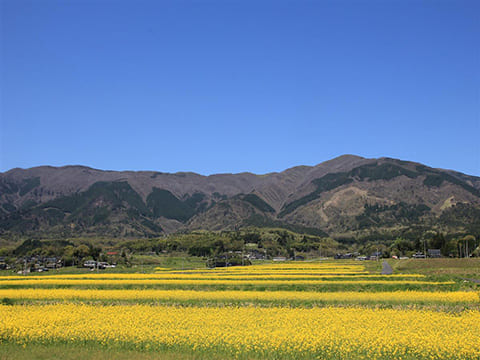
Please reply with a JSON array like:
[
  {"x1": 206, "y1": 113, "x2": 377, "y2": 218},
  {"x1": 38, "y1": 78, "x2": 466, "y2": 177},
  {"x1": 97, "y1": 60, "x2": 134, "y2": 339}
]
[{"x1": 1, "y1": 260, "x2": 479, "y2": 359}]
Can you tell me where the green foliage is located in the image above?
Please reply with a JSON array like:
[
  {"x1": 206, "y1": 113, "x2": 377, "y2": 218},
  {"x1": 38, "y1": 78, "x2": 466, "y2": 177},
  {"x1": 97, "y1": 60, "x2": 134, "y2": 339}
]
[
  {"x1": 355, "y1": 203, "x2": 431, "y2": 229},
  {"x1": 2, "y1": 203, "x2": 16, "y2": 213},
  {"x1": 19, "y1": 177, "x2": 40, "y2": 196},
  {"x1": 0, "y1": 179, "x2": 19, "y2": 195},
  {"x1": 41, "y1": 194, "x2": 85, "y2": 213},
  {"x1": 113, "y1": 228, "x2": 334, "y2": 259},
  {"x1": 187, "y1": 242, "x2": 214, "y2": 257},
  {"x1": 55, "y1": 181, "x2": 148, "y2": 228},
  {"x1": 42, "y1": 181, "x2": 149, "y2": 217},
  {"x1": 44, "y1": 208, "x2": 66, "y2": 225},
  {"x1": 279, "y1": 173, "x2": 353, "y2": 217},
  {"x1": 241, "y1": 194, "x2": 275, "y2": 213},
  {"x1": 441, "y1": 174, "x2": 480, "y2": 197},
  {"x1": 350, "y1": 163, "x2": 418, "y2": 181},
  {"x1": 423, "y1": 174, "x2": 444, "y2": 187},
  {"x1": 439, "y1": 204, "x2": 480, "y2": 234},
  {"x1": 139, "y1": 218, "x2": 163, "y2": 233},
  {"x1": 422, "y1": 171, "x2": 480, "y2": 197},
  {"x1": 13, "y1": 239, "x2": 43, "y2": 255},
  {"x1": 0, "y1": 211, "x2": 28, "y2": 231},
  {"x1": 92, "y1": 206, "x2": 111, "y2": 225},
  {"x1": 390, "y1": 238, "x2": 415, "y2": 255},
  {"x1": 313, "y1": 173, "x2": 354, "y2": 190},
  {"x1": 0, "y1": 297, "x2": 14, "y2": 306},
  {"x1": 13, "y1": 239, "x2": 73, "y2": 256},
  {"x1": 0, "y1": 181, "x2": 165, "y2": 236},
  {"x1": 183, "y1": 192, "x2": 206, "y2": 210},
  {"x1": 417, "y1": 164, "x2": 480, "y2": 196},
  {"x1": 428, "y1": 232, "x2": 446, "y2": 251},
  {"x1": 146, "y1": 188, "x2": 195, "y2": 222},
  {"x1": 20, "y1": 199, "x2": 37, "y2": 210},
  {"x1": 243, "y1": 214, "x2": 328, "y2": 237}
]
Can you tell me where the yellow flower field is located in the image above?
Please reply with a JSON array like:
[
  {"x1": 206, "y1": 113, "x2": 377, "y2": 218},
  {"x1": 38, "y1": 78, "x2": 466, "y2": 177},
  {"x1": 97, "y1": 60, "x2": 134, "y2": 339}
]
[
  {"x1": 1, "y1": 304, "x2": 479, "y2": 359},
  {"x1": 1, "y1": 261, "x2": 476, "y2": 359},
  {"x1": 0, "y1": 288, "x2": 477, "y2": 304}
]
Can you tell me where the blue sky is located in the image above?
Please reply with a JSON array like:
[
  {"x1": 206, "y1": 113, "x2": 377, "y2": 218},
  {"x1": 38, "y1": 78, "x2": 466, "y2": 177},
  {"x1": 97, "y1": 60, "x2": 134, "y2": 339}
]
[{"x1": 1, "y1": 0, "x2": 479, "y2": 176}]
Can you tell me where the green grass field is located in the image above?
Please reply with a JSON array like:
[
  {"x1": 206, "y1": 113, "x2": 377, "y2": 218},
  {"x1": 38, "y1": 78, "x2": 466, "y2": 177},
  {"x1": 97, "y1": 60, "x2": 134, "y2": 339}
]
[
  {"x1": 0, "y1": 343, "x2": 229, "y2": 360},
  {"x1": 389, "y1": 258, "x2": 480, "y2": 279}
]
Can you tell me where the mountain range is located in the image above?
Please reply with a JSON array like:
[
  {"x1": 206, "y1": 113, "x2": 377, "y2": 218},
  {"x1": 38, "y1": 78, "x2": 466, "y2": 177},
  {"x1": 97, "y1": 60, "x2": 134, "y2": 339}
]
[{"x1": 1, "y1": 155, "x2": 479, "y2": 241}]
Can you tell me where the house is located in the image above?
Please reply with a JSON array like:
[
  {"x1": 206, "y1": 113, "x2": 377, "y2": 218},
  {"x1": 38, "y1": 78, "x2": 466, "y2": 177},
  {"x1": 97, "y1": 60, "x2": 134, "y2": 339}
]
[
  {"x1": 335, "y1": 253, "x2": 354, "y2": 260},
  {"x1": 46, "y1": 257, "x2": 61, "y2": 269},
  {"x1": 246, "y1": 250, "x2": 266, "y2": 260},
  {"x1": 369, "y1": 252, "x2": 382, "y2": 261},
  {"x1": 0, "y1": 257, "x2": 6, "y2": 270},
  {"x1": 428, "y1": 249, "x2": 441, "y2": 258}
]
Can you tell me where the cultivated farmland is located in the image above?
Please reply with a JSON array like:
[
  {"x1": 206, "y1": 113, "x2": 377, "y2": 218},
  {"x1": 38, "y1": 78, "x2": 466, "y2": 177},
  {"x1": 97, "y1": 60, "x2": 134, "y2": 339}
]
[{"x1": 0, "y1": 260, "x2": 479, "y2": 359}]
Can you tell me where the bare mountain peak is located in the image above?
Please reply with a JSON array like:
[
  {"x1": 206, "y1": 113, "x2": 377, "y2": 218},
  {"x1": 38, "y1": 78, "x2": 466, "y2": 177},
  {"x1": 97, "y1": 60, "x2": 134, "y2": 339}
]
[
  {"x1": 324, "y1": 154, "x2": 366, "y2": 163},
  {"x1": 313, "y1": 154, "x2": 368, "y2": 171}
]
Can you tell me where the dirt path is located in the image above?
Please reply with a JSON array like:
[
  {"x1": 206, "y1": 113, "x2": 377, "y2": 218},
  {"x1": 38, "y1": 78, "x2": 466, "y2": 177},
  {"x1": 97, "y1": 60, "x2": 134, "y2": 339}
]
[{"x1": 382, "y1": 261, "x2": 393, "y2": 275}]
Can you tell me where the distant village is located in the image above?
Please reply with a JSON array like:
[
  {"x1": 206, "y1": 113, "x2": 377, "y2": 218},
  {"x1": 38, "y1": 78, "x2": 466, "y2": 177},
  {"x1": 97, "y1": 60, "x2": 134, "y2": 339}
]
[{"x1": 0, "y1": 247, "x2": 444, "y2": 274}]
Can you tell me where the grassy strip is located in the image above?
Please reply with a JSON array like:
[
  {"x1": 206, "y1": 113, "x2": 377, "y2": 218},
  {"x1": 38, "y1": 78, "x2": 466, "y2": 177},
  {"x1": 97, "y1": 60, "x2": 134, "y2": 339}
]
[
  {"x1": 0, "y1": 342, "x2": 224, "y2": 360},
  {"x1": 0, "y1": 274, "x2": 426, "y2": 280},
  {"x1": 3, "y1": 299, "x2": 479, "y2": 311},
  {"x1": 0, "y1": 341, "x2": 429, "y2": 360},
  {"x1": 0, "y1": 279, "x2": 455, "y2": 286},
  {"x1": 0, "y1": 282, "x2": 463, "y2": 292}
]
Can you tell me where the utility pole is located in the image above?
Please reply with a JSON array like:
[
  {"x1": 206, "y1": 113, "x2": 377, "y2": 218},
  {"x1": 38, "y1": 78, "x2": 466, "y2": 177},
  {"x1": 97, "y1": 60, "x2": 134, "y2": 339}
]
[{"x1": 424, "y1": 238, "x2": 427, "y2": 260}]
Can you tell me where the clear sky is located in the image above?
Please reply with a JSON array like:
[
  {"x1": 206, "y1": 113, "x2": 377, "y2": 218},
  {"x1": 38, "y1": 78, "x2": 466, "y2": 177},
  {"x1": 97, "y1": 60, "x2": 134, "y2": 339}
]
[{"x1": 1, "y1": 0, "x2": 479, "y2": 176}]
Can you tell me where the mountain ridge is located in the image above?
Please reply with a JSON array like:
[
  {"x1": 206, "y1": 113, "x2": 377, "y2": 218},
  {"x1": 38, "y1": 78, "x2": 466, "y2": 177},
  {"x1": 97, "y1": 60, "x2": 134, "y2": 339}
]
[
  {"x1": 1, "y1": 155, "x2": 479, "y2": 240},
  {"x1": 1, "y1": 154, "x2": 368, "y2": 176}
]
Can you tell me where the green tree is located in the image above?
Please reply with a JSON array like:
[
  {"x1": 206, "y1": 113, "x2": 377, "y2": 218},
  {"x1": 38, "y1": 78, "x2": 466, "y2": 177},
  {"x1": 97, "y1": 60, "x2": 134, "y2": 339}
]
[
  {"x1": 390, "y1": 238, "x2": 414, "y2": 256},
  {"x1": 74, "y1": 245, "x2": 90, "y2": 260},
  {"x1": 62, "y1": 245, "x2": 76, "y2": 266},
  {"x1": 461, "y1": 235, "x2": 475, "y2": 258}
]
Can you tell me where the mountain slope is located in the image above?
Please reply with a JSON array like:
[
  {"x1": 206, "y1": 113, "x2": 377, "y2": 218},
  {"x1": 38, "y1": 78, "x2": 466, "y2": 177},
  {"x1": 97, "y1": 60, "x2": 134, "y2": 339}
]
[{"x1": 1, "y1": 155, "x2": 479, "y2": 239}]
